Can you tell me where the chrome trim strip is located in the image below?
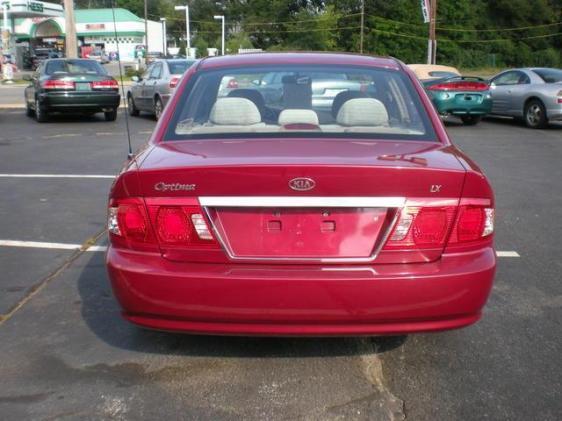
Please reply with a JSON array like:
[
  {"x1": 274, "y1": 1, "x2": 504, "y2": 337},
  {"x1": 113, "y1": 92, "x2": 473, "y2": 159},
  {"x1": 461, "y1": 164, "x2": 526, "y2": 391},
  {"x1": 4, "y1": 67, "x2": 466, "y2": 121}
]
[{"x1": 199, "y1": 196, "x2": 406, "y2": 208}]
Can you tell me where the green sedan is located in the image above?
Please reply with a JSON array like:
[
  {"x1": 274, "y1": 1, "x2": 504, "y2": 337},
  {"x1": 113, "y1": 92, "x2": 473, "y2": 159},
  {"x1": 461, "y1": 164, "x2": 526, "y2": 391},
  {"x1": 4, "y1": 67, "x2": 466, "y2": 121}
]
[
  {"x1": 24, "y1": 58, "x2": 120, "y2": 123},
  {"x1": 423, "y1": 76, "x2": 493, "y2": 125}
]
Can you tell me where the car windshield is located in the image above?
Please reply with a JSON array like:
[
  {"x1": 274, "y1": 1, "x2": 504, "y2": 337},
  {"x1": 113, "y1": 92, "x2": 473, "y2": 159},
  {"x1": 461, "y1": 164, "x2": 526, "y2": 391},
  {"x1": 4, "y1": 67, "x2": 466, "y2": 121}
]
[
  {"x1": 168, "y1": 60, "x2": 195, "y2": 75},
  {"x1": 45, "y1": 60, "x2": 106, "y2": 75},
  {"x1": 532, "y1": 68, "x2": 562, "y2": 83},
  {"x1": 165, "y1": 65, "x2": 435, "y2": 141}
]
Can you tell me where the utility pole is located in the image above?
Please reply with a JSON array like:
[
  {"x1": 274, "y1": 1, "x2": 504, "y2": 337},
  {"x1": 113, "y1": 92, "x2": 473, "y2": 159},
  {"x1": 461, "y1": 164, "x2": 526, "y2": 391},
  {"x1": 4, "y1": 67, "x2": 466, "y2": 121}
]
[
  {"x1": 214, "y1": 15, "x2": 225, "y2": 55},
  {"x1": 428, "y1": 0, "x2": 437, "y2": 64},
  {"x1": 174, "y1": 5, "x2": 190, "y2": 56},
  {"x1": 160, "y1": 17, "x2": 167, "y2": 55},
  {"x1": 63, "y1": 0, "x2": 77, "y2": 58},
  {"x1": 359, "y1": 0, "x2": 364, "y2": 54}
]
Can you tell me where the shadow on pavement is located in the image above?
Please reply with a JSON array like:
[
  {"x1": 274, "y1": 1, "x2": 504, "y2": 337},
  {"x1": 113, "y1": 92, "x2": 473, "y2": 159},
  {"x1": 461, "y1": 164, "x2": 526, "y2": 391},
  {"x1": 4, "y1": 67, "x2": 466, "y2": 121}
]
[{"x1": 78, "y1": 252, "x2": 407, "y2": 358}]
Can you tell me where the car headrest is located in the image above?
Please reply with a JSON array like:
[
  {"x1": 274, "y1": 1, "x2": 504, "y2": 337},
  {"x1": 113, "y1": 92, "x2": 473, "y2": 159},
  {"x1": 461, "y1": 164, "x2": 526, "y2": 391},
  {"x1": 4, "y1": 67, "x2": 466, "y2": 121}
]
[
  {"x1": 332, "y1": 90, "x2": 369, "y2": 118},
  {"x1": 209, "y1": 97, "x2": 261, "y2": 126},
  {"x1": 227, "y1": 89, "x2": 266, "y2": 113},
  {"x1": 278, "y1": 109, "x2": 319, "y2": 126},
  {"x1": 336, "y1": 98, "x2": 389, "y2": 127}
]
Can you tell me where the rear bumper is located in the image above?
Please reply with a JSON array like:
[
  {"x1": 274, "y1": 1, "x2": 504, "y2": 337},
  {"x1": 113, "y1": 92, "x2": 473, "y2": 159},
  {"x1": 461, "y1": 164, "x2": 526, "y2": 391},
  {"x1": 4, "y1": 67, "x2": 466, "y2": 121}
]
[
  {"x1": 40, "y1": 92, "x2": 120, "y2": 110},
  {"x1": 432, "y1": 93, "x2": 492, "y2": 116},
  {"x1": 106, "y1": 246, "x2": 496, "y2": 336},
  {"x1": 546, "y1": 104, "x2": 562, "y2": 122}
]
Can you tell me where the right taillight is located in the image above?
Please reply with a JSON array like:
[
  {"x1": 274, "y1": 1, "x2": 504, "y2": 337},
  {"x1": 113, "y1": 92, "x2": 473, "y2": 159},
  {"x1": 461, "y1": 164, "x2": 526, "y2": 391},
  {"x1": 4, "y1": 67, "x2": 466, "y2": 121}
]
[
  {"x1": 384, "y1": 200, "x2": 494, "y2": 252},
  {"x1": 169, "y1": 76, "x2": 180, "y2": 88}
]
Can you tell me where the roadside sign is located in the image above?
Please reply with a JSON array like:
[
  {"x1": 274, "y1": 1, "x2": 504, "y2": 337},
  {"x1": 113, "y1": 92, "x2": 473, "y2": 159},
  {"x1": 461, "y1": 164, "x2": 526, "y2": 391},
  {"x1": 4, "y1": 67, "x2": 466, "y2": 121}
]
[{"x1": 420, "y1": 0, "x2": 430, "y2": 23}]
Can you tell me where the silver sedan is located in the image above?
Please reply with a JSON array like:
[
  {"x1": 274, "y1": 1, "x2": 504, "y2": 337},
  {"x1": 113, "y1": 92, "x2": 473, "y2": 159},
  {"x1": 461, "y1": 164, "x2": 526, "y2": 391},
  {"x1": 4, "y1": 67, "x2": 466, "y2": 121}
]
[
  {"x1": 488, "y1": 68, "x2": 562, "y2": 128},
  {"x1": 127, "y1": 59, "x2": 196, "y2": 120}
]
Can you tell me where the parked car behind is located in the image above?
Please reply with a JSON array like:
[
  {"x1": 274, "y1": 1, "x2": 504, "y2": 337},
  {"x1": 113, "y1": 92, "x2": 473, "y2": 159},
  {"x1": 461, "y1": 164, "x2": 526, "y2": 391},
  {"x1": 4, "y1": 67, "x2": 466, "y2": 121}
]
[
  {"x1": 488, "y1": 67, "x2": 562, "y2": 128},
  {"x1": 106, "y1": 53, "x2": 496, "y2": 336},
  {"x1": 24, "y1": 58, "x2": 120, "y2": 122},
  {"x1": 127, "y1": 59, "x2": 196, "y2": 120},
  {"x1": 409, "y1": 64, "x2": 492, "y2": 125}
]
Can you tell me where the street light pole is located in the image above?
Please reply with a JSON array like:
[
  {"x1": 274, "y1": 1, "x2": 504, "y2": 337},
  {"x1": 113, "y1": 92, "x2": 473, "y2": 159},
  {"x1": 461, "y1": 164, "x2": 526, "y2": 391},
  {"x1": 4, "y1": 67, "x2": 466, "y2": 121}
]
[
  {"x1": 160, "y1": 17, "x2": 167, "y2": 56},
  {"x1": 144, "y1": 0, "x2": 148, "y2": 52},
  {"x1": 359, "y1": 0, "x2": 364, "y2": 54},
  {"x1": 174, "y1": 5, "x2": 190, "y2": 56},
  {"x1": 213, "y1": 15, "x2": 224, "y2": 55}
]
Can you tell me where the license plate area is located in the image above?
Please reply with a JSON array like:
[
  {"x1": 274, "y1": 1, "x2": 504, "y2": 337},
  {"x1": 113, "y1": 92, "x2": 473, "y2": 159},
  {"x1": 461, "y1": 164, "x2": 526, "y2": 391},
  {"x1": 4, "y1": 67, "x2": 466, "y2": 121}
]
[
  {"x1": 208, "y1": 207, "x2": 389, "y2": 260},
  {"x1": 76, "y1": 82, "x2": 92, "y2": 91}
]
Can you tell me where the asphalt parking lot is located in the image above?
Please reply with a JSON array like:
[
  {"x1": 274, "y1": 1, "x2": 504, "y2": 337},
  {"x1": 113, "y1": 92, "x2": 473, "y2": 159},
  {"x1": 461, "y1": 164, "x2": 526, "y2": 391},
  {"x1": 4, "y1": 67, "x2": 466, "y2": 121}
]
[{"x1": 0, "y1": 96, "x2": 560, "y2": 420}]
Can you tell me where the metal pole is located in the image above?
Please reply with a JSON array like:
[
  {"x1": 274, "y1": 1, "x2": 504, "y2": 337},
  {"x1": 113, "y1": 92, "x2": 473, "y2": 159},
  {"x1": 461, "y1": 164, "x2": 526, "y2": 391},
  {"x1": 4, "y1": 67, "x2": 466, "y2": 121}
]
[
  {"x1": 63, "y1": 0, "x2": 78, "y2": 58},
  {"x1": 160, "y1": 18, "x2": 166, "y2": 55},
  {"x1": 185, "y1": 6, "x2": 190, "y2": 54},
  {"x1": 144, "y1": 0, "x2": 148, "y2": 52},
  {"x1": 360, "y1": 0, "x2": 364, "y2": 54},
  {"x1": 221, "y1": 16, "x2": 225, "y2": 55}
]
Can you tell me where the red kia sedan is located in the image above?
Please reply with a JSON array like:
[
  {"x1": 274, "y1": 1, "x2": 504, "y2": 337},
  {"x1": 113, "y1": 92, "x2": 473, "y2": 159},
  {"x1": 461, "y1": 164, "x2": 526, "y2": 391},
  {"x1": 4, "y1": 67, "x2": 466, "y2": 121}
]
[{"x1": 106, "y1": 53, "x2": 496, "y2": 336}]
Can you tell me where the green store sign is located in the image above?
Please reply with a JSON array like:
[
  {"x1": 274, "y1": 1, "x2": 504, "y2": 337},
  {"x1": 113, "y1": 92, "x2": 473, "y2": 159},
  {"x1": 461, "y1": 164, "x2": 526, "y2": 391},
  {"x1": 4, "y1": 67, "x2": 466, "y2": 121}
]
[{"x1": 28, "y1": 2, "x2": 44, "y2": 13}]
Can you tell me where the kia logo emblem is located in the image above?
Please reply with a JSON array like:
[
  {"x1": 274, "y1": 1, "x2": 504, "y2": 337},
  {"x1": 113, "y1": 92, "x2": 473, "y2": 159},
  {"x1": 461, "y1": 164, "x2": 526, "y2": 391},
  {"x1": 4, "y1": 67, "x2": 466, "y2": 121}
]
[{"x1": 289, "y1": 177, "x2": 316, "y2": 191}]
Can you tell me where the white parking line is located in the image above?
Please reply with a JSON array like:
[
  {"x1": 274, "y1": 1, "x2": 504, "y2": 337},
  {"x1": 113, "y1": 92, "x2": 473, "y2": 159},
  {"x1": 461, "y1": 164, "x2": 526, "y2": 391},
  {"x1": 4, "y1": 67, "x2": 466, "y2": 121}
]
[
  {"x1": 496, "y1": 251, "x2": 520, "y2": 257},
  {"x1": 0, "y1": 174, "x2": 115, "y2": 179},
  {"x1": 0, "y1": 240, "x2": 107, "y2": 252},
  {"x1": 0, "y1": 239, "x2": 520, "y2": 258}
]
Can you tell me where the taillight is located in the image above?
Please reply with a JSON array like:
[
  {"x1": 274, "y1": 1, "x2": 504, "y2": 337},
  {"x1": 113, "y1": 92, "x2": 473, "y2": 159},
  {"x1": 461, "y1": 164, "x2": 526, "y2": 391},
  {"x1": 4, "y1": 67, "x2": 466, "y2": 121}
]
[
  {"x1": 91, "y1": 79, "x2": 119, "y2": 90},
  {"x1": 42, "y1": 80, "x2": 75, "y2": 90},
  {"x1": 384, "y1": 200, "x2": 494, "y2": 251},
  {"x1": 428, "y1": 81, "x2": 489, "y2": 92},
  {"x1": 169, "y1": 76, "x2": 180, "y2": 88},
  {"x1": 557, "y1": 90, "x2": 562, "y2": 104},
  {"x1": 108, "y1": 198, "x2": 218, "y2": 251},
  {"x1": 226, "y1": 78, "x2": 239, "y2": 89}
]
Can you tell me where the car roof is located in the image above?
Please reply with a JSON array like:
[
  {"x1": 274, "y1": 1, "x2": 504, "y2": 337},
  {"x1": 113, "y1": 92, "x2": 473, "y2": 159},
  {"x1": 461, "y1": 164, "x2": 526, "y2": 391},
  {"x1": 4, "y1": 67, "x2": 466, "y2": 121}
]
[{"x1": 198, "y1": 52, "x2": 401, "y2": 71}]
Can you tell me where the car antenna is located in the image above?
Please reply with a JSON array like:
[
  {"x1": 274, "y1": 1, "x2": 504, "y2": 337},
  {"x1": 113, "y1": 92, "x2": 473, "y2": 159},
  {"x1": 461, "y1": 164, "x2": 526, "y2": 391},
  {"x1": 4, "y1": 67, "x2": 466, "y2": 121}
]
[{"x1": 110, "y1": 1, "x2": 134, "y2": 159}]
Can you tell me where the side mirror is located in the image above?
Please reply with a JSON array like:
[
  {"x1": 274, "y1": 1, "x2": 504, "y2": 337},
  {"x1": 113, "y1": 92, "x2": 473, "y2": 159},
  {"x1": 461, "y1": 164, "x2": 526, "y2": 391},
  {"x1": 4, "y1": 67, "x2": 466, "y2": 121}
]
[{"x1": 131, "y1": 76, "x2": 140, "y2": 82}]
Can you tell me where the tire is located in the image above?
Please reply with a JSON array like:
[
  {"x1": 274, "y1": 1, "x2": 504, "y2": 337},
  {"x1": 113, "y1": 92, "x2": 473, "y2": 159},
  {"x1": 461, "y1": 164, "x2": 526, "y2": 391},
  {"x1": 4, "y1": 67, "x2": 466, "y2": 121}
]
[
  {"x1": 127, "y1": 94, "x2": 140, "y2": 117},
  {"x1": 25, "y1": 101, "x2": 34, "y2": 117},
  {"x1": 460, "y1": 115, "x2": 482, "y2": 126},
  {"x1": 524, "y1": 99, "x2": 547, "y2": 129},
  {"x1": 104, "y1": 108, "x2": 118, "y2": 122},
  {"x1": 153, "y1": 97, "x2": 163, "y2": 121},
  {"x1": 35, "y1": 98, "x2": 48, "y2": 123}
]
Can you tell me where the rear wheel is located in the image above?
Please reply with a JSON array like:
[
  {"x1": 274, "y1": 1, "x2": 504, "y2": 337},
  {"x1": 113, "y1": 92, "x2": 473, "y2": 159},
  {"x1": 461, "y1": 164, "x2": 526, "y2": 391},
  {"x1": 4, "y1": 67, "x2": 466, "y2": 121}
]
[
  {"x1": 524, "y1": 99, "x2": 547, "y2": 129},
  {"x1": 127, "y1": 94, "x2": 140, "y2": 117},
  {"x1": 153, "y1": 97, "x2": 163, "y2": 121},
  {"x1": 104, "y1": 108, "x2": 118, "y2": 122},
  {"x1": 35, "y1": 98, "x2": 48, "y2": 123},
  {"x1": 460, "y1": 115, "x2": 481, "y2": 126}
]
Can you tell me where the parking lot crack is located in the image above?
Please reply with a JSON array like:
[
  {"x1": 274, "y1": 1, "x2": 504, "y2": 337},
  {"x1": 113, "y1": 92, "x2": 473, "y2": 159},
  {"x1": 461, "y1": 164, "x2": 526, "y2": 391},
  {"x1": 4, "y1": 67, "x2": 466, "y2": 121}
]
[
  {"x1": 356, "y1": 338, "x2": 406, "y2": 421},
  {"x1": 0, "y1": 229, "x2": 107, "y2": 326}
]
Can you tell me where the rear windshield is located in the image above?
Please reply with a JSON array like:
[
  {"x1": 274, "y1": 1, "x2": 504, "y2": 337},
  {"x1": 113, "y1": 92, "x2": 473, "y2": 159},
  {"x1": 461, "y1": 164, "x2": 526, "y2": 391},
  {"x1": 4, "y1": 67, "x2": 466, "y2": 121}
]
[
  {"x1": 168, "y1": 60, "x2": 195, "y2": 75},
  {"x1": 428, "y1": 71, "x2": 459, "y2": 78},
  {"x1": 532, "y1": 68, "x2": 562, "y2": 83},
  {"x1": 164, "y1": 65, "x2": 436, "y2": 141},
  {"x1": 45, "y1": 60, "x2": 106, "y2": 75}
]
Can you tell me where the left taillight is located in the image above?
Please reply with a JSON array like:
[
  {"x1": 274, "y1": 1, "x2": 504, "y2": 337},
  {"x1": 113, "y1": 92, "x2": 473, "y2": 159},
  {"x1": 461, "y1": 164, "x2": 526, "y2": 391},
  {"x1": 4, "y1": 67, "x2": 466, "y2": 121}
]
[
  {"x1": 92, "y1": 79, "x2": 119, "y2": 90},
  {"x1": 108, "y1": 198, "x2": 218, "y2": 251},
  {"x1": 42, "y1": 80, "x2": 75, "y2": 90}
]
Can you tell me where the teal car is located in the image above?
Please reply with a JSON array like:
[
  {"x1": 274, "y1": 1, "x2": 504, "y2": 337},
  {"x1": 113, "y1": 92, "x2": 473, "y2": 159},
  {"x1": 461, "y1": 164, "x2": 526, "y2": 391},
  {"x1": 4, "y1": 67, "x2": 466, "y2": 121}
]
[{"x1": 423, "y1": 76, "x2": 492, "y2": 125}]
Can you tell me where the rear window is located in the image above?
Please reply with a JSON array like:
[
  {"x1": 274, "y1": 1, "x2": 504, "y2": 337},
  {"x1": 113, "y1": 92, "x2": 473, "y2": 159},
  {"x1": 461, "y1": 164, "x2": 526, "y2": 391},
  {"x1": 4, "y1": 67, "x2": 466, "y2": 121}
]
[
  {"x1": 168, "y1": 60, "x2": 195, "y2": 75},
  {"x1": 165, "y1": 65, "x2": 436, "y2": 142},
  {"x1": 45, "y1": 60, "x2": 106, "y2": 75},
  {"x1": 428, "y1": 71, "x2": 459, "y2": 78},
  {"x1": 532, "y1": 68, "x2": 562, "y2": 83}
]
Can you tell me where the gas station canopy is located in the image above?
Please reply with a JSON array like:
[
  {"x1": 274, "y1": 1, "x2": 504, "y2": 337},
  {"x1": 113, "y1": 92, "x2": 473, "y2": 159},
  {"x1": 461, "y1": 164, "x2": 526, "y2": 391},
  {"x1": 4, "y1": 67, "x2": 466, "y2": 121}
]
[{"x1": 2, "y1": 0, "x2": 63, "y2": 19}]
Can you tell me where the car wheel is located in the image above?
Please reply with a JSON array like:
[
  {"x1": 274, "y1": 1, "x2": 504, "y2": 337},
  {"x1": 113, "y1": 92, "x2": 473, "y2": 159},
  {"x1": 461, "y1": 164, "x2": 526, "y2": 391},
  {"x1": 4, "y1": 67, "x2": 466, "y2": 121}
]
[
  {"x1": 25, "y1": 101, "x2": 34, "y2": 117},
  {"x1": 104, "y1": 108, "x2": 118, "y2": 122},
  {"x1": 460, "y1": 115, "x2": 481, "y2": 126},
  {"x1": 127, "y1": 94, "x2": 140, "y2": 117},
  {"x1": 35, "y1": 98, "x2": 48, "y2": 123},
  {"x1": 153, "y1": 97, "x2": 163, "y2": 121},
  {"x1": 524, "y1": 99, "x2": 547, "y2": 129}
]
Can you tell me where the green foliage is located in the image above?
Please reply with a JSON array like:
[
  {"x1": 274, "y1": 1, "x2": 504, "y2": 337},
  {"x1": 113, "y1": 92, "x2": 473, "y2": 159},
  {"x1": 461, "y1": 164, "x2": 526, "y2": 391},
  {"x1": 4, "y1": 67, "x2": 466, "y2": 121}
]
[{"x1": 73, "y1": 0, "x2": 561, "y2": 68}]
